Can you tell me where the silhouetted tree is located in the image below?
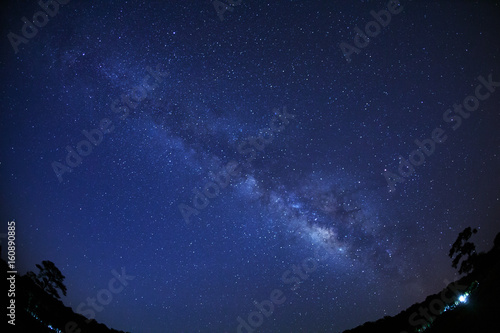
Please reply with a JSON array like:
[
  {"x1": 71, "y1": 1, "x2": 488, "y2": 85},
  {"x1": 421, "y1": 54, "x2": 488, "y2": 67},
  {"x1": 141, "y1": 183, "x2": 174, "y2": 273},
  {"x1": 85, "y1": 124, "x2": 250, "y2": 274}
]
[
  {"x1": 27, "y1": 260, "x2": 67, "y2": 299},
  {"x1": 494, "y1": 232, "x2": 500, "y2": 249},
  {"x1": 449, "y1": 227, "x2": 478, "y2": 274}
]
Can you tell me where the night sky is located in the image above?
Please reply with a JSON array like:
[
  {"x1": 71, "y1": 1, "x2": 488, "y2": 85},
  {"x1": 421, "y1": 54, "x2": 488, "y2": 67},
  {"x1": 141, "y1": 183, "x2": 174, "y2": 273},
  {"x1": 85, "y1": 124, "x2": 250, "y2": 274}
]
[{"x1": 1, "y1": 1, "x2": 500, "y2": 332}]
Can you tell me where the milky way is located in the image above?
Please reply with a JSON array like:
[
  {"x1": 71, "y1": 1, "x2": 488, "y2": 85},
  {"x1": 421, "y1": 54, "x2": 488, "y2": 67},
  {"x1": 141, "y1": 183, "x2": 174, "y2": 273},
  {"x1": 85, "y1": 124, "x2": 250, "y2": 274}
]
[{"x1": 1, "y1": 1, "x2": 499, "y2": 332}]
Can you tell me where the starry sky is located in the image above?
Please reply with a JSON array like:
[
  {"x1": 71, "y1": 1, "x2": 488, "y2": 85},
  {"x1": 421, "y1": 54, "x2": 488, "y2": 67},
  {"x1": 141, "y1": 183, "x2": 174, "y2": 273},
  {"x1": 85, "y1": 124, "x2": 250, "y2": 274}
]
[{"x1": 1, "y1": 1, "x2": 500, "y2": 332}]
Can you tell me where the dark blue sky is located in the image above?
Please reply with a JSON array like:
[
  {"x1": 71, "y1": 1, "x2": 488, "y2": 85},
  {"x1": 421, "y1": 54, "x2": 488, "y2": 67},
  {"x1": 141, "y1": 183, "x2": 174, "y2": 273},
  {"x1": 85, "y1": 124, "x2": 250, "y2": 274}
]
[{"x1": 1, "y1": 1, "x2": 499, "y2": 332}]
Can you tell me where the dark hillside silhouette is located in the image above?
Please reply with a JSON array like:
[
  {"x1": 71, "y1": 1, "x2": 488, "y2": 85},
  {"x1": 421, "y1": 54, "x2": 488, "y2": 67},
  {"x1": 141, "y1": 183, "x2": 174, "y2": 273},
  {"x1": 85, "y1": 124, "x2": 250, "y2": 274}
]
[
  {"x1": 343, "y1": 229, "x2": 500, "y2": 333},
  {"x1": 2, "y1": 252, "x2": 130, "y2": 333}
]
